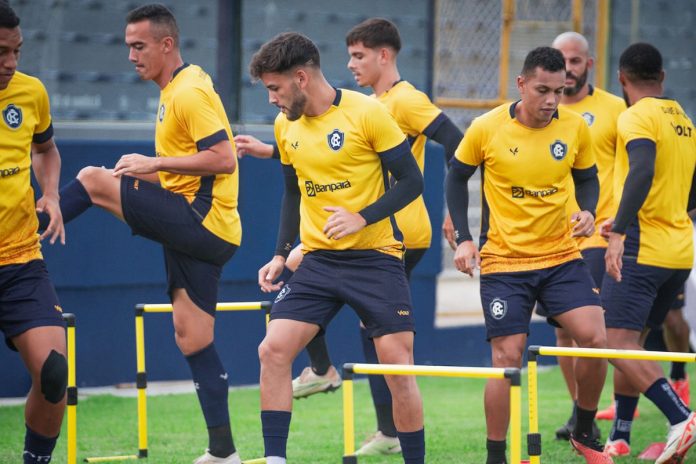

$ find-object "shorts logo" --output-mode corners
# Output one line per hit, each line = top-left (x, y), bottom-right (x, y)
(396, 309), (410, 316)
(327, 129), (344, 151)
(489, 298), (507, 320)
(592, 287), (600, 294)
(3, 104), (22, 129)
(550, 140), (568, 161)
(275, 285), (291, 303)
(582, 112), (595, 127)
(54, 305), (63, 313)
(158, 104), (165, 122)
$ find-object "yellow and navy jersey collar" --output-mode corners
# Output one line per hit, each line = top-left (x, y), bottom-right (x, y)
(508, 100), (560, 120)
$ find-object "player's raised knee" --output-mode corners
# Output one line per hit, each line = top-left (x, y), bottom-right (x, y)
(40, 350), (68, 404)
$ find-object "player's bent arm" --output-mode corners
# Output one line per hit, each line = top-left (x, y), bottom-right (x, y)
(445, 158), (478, 244)
(156, 139), (236, 175)
(571, 164), (599, 218)
(358, 141), (423, 224)
(274, 163), (301, 259)
(611, 140), (656, 234)
(425, 114), (464, 166)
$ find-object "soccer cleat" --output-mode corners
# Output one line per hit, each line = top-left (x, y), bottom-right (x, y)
(604, 438), (631, 457)
(193, 451), (242, 464)
(671, 377), (690, 407)
(292, 365), (342, 399)
(354, 431), (402, 456)
(570, 433), (614, 463)
(596, 401), (640, 421)
(656, 411), (696, 464)
(556, 415), (601, 441)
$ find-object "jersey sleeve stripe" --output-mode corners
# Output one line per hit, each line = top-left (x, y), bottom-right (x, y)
(626, 138), (656, 152)
(32, 122), (54, 144)
(196, 129), (229, 152)
(377, 139), (410, 163)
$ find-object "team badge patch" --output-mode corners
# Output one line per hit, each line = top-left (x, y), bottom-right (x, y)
(581, 111), (595, 127)
(549, 140), (568, 161)
(158, 104), (165, 122)
(327, 129), (344, 151)
(489, 298), (508, 320)
(275, 285), (291, 303)
(3, 103), (22, 129)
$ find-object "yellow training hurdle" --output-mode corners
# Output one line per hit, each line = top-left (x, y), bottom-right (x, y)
(527, 345), (696, 464)
(62, 313), (77, 464)
(82, 301), (270, 464)
(341, 363), (522, 464)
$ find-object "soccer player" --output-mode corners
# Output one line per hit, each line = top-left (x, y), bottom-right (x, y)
(0, 4), (68, 463)
(38, 5), (242, 463)
(600, 42), (696, 463)
(446, 47), (611, 464)
(236, 17), (463, 456)
(250, 32), (425, 464)
(541, 31), (626, 442)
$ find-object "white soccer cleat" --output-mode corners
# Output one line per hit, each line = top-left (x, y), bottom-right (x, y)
(656, 411), (696, 464)
(354, 431), (402, 456)
(292, 365), (342, 399)
(193, 450), (242, 464)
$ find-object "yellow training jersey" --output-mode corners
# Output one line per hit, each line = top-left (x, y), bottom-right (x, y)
(156, 64), (241, 245)
(562, 86), (626, 250)
(0, 72), (53, 266)
(614, 97), (696, 269)
(275, 89), (408, 258)
(378, 80), (443, 249)
(454, 102), (594, 274)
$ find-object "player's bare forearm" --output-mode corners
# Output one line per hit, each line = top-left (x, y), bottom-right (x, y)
(32, 138), (62, 198)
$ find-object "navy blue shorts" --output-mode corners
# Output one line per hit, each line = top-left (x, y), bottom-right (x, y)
(602, 258), (690, 331)
(120, 176), (238, 314)
(536, 247), (605, 325)
(271, 250), (414, 338)
(481, 259), (601, 340)
(0, 260), (65, 350)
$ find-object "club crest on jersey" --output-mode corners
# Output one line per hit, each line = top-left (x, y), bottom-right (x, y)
(2, 104), (22, 129)
(582, 111), (595, 127)
(489, 298), (508, 320)
(327, 129), (344, 151)
(275, 285), (291, 303)
(158, 104), (165, 122)
(549, 140), (568, 161)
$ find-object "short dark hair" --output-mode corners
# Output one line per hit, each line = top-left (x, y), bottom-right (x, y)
(249, 32), (320, 80)
(619, 42), (663, 83)
(126, 3), (179, 46)
(0, 1), (20, 29)
(521, 46), (565, 76)
(345, 17), (401, 52)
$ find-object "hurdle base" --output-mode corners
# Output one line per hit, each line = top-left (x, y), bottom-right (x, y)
(343, 456), (358, 464)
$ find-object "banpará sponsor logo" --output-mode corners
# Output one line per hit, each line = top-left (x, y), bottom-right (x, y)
(305, 179), (352, 197)
(0, 166), (20, 178)
(511, 186), (558, 198)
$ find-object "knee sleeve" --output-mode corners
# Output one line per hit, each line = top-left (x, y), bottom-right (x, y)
(40, 350), (68, 404)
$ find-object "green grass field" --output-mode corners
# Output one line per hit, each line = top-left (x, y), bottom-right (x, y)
(0, 366), (690, 463)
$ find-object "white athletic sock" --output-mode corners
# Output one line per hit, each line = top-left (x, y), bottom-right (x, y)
(265, 457), (286, 464)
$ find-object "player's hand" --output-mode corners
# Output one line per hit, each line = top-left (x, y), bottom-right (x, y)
(258, 255), (286, 293)
(36, 194), (65, 245)
(113, 153), (159, 177)
(233, 134), (274, 159)
(442, 212), (457, 250)
(599, 217), (614, 240)
(453, 240), (480, 277)
(605, 232), (624, 282)
(570, 210), (595, 237)
(322, 206), (367, 240)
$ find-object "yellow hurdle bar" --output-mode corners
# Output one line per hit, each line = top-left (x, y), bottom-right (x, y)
(342, 363), (521, 464)
(63, 313), (77, 464)
(527, 345), (696, 463)
(84, 456), (139, 463)
(241, 459), (267, 464)
(138, 301), (271, 313)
